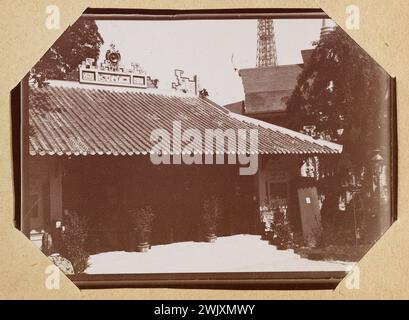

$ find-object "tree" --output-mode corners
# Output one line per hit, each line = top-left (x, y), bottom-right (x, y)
(287, 26), (390, 181)
(30, 19), (104, 87)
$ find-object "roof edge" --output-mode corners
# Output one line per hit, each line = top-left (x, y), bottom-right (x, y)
(239, 63), (304, 74)
(228, 112), (343, 153)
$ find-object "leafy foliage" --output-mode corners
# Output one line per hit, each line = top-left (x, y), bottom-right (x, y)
(268, 205), (299, 249)
(30, 19), (104, 87)
(129, 206), (155, 236)
(60, 211), (90, 274)
(287, 26), (390, 174)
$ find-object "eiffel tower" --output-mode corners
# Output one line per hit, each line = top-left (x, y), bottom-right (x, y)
(256, 19), (278, 67)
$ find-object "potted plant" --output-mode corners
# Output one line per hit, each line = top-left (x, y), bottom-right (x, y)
(202, 196), (221, 242)
(268, 231), (281, 246)
(275, 221), (293, 250)
(268, 205), (296, 250)
(129, 206), (155, 252)
(59, 211), (90, 274)
(260, 202), (274, 241)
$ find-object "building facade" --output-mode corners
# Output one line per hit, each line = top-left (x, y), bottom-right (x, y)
(24, 57), (341, 254)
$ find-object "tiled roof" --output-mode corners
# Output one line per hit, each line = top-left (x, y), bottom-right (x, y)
(28, 82), (341, 156)
(239, 64), (303, 94)
(224, 101), (243, 114)
(301, 49), (313, 66)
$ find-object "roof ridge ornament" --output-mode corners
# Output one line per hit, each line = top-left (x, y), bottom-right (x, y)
(78, 43), (158, 89)
(105, 43), (121, 71)
(171, 69), (198, 95)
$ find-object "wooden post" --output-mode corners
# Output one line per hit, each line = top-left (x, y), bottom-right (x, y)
(21, 74), (30, 237)
(49, 159), (63, 225)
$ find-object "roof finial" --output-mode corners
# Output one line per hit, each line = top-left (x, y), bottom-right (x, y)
(320, 18), (333, 38)
(171, 69), (198, 95)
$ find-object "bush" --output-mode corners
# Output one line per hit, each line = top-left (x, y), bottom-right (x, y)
(202, 196), (221, 235)
(270, 205), (298, 249)
(129, 206), (155, 242)
(60, 211), (90, 274)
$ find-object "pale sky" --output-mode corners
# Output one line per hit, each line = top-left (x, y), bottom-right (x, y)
(96, 19), (335, 105)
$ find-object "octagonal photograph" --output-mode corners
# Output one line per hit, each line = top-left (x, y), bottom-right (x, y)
(14, 9), (396, 288)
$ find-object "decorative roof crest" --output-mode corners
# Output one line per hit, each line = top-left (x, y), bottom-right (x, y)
(78, 44), (157, 89)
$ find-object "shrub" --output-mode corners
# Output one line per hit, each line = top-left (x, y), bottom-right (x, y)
(270, 205), (298, 249)
(60, 211), (90, 274)
(129, 206), (155, 242)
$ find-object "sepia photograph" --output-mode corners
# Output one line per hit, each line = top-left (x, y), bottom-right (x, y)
(17, 10), (395, 287)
